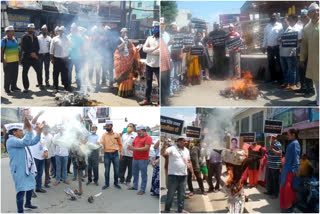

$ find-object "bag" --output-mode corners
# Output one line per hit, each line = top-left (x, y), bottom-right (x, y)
(222, 149), (246, 165)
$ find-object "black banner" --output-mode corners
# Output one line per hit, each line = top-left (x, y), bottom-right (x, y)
(264, 120), (283, 134)
(211, 34), (226, 46)
(226, 36), (242, 50)
(190, 47), (204, 56)
(183, 34), (194, 46)
(281, 32), (298, 48)
(186, 126), (201, 138)
(240, 132), (256, 142)
(172, 34), (184, 50)
(160, 116), (184, 135)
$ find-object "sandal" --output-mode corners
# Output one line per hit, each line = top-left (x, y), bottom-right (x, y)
(137, 191), (145, 195)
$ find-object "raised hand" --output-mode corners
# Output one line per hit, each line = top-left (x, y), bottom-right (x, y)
(24, 116), (32, 132)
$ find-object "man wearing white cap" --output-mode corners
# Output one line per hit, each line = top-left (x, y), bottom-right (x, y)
(86, 124), (101, 186)
(100, 120), (123, 190)
(6, 117), (45, 213)
(50, 26), (72, 93)
(37, 25), (52, 88)
(127, 125), (152, 194)
(21, 23), (44, 93)
(265, 134), (282, 199)
(140, 21), (160, 105)
(1, 25), (20, 94)
(300, 2), (319, 105)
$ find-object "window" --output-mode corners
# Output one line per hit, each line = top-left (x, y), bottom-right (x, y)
(235, 120), (240, 136)
(241, 117), (249, 133)
(252, 111), (264, 133)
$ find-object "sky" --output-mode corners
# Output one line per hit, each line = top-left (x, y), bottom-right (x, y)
(177, 1), (245, 24)
(161, 107), (196, 127)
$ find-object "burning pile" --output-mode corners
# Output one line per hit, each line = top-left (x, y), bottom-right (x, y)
(220, 71), (262, 100)
(55, 92), (99, 106)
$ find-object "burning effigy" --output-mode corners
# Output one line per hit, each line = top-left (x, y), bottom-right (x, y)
(220, 71), (262, 100)
(55, 92), (99, 106)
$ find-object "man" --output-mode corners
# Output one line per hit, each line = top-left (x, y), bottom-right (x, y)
(280, 129), (301, 212)
(265, 134), (282, 199)
(127, 125), (152, 195)
(50, 26), (72, 93)
(208, 149), (222, 192)
(86, 124), (100, 186)
(6, 118), (45, 213)
(248, 141), (263, 187)
(42, 125), (54, 188)
(37, 25), (51, 88)
(29, 126), (49, 193)
(68, 23), (84, 90)
(21, 23), (44, 92)
(141, 21), (160, 105)
(208, 22), (227, 78)
(262, 13), (283, 84)
(161, 135), (195, 213)
(119, 123), (137, 185)
(101, 25), (116, 87)
(100, 120), (122, 190)
(1, 25), (20, 94)
(227, 24), (241, 79)
(53, 126), (70, 186)
(300, 2), (319, 105)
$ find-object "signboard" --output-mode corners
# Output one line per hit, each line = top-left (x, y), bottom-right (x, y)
(190, 47), (204, 56)
(310, 108), (319, 122)
(7, 1), (42, 10)
(219, 14), (250, 25)
(7, 14), (30, 30)
(183, 34), (194, 46)
(274, 110), (292, 127)
(240, 132), (256, 143)
(292, 108), (309, 124)
(186, 126), (201, 138)
(226, 36), (242, 49)
(281, 32), (298, 48)
(172, 34), (184, 50)
(160, 116), (184, 136)
(211, 34), (226, 46)
(191, 18), (207, 30)
(264, 120), (283, 134)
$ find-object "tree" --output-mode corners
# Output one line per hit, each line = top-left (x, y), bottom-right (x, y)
(161, 1), (178, 26)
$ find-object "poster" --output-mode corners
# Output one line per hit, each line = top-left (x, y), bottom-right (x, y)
(172, 34), (184, 50)
(240, 132), (255, 143)
(7, 14), (30, 29)
(228, 136), (240, 150)
(211, 34), (226, 46)
(160, 116), (184, 136)
(190, 47), (204, 56)
(186, 126), (201, 138)
(226, 36), (242, 49)
(264, 120), (283, 134)
(281, 32), (298, 48)
(183, 34), (194, 46)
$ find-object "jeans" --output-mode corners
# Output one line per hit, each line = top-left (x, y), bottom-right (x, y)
(53, 58), (69, 90)
(3, 61), (19, 91)
(68, 59), (82, 88)
(280, 56), (297, 85)
(55, 155), (68, 182)
(73, 165), (84, 178)
(169, 60), (181, 96)
(165, 175), (187, 213)
(88, 149), (99, 183)
(266, 167), (280, 197)
(145, 65), (159, 102)
(119, 155), (133, 183)
(39, 53), (50, 83)
(44, 158), (51, 185)
(132, 159), (149, 192)
(16, 190), (32, 213)
(267, 46), (283, 82)
(50, 156), (56, 176)
(22, 58), (42, 89)
(161, 70), (170, 106)
(104, 151), (120, 186)
(34, 158), (45, 190)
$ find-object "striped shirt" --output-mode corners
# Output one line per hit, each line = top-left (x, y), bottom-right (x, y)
(267, 141), (282, 169)
(1, 37), (19, 63)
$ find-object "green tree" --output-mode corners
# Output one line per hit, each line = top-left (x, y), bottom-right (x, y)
(161, 1), (178, 25)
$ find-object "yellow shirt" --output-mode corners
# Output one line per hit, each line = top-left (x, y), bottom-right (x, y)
(100, 131), (123, 154)
(300, 159), (312, 176)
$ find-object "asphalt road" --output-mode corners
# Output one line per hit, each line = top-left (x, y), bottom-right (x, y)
(1, 157), (159, 213)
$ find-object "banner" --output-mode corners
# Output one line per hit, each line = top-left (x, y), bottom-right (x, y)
(190, 47), (204, 56)
(292, 108), (309, 124)
(7, 14), (30, 29)
(7, 1), (42, 10)
(264, 120), (283, 134)
(186, 126), (201, 138)
(281, 32), (298, 48)
(160, 116), (184, 136)
(226, 36), (242, 49)
(240, 132), (255, 143)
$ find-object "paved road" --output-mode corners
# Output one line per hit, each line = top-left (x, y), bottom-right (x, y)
(168, 80), (316, 107)
(1, 63), (158, 107)
(1, 157), (159, 213)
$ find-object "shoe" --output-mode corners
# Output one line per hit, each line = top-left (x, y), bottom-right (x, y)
(125, 182), (130, 186)
(46, 82), (50, 87)
(137, 191), (145, 195)
(53, 89), (59, 94)
(39, 85), (46, 90)
(120, 181), (124, 184)
(53, 181), (60, 186)
(31, 191), (37, 198)
(68, 171), (72, 174)
(81, 178), (85, 182)
(280, 84), (288, 89)
(139, 100), (151, 106)
(114, 184), (121, 189)
(63, 180), (70, 184)
(202, 191), (207, 195)
(11, 87), (21, 92)
(128, 187), (137, 190)
(304, 92), (315, 98)
(86, 181), (91, 185)
(23, 89), (29, 93)
(24, 204), (38, 210)
(44, 184), (50, 188)
(95, 182), (99, 186)
(72, 177), (77, 181)
(289, 85), (298, 91)
(102, 185), (109, 190)
(36, 188), (47, 193)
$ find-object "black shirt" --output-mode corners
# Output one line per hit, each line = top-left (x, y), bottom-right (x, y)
(21, 33), (40, 60)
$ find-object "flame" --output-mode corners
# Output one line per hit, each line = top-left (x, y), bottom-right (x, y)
(229, 71), (259, 99)
(226, 165), (234, 187)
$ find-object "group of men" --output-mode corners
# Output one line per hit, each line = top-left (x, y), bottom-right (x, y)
(5, 111), (159, 213)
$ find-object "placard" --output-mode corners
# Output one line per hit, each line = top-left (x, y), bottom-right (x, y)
(190, 47), (204, 56)
(281, 32), (298, 48)
(226, 36), (242, 50)
(211, 34), (226, 46)
(186, 126), (201, 138)
(172, 34), (184, 50)
(240, 132), (255, 143)
(160, 116), (184, 136)
(183, 34), (194, 46)
(264, 120), (283, 134)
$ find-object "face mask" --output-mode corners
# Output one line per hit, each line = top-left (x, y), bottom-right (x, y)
(106, 128), (112, 132)
(91, 131), (96, 134)
(152, 27), (159, 34)
(28, 31), (34, 35)
(270, 17), (276, 23)
(138, 133), (144, 137)
(127, 127), (133, 132)
(43, 32), (47, 36)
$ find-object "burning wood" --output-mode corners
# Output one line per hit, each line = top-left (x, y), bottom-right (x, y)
(220, 71), (262, 100)
(55, 92), (99, 106)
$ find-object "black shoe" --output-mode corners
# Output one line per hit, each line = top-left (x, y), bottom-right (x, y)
(95, 182), (99, 186)
(23, 89), (30, 93)
(68, 171), (72, 174)
(40, 85), (45, 90)
(72, 177), (77, 181)
(36, 188), (47, 193)
(11, 87), (21, 92)
(32, 191), (37, 198)
(36, 84), (40, 87)
(44, 184), (50, 188)
(24, 204), (38, 210)
(86, 181), (92, 185)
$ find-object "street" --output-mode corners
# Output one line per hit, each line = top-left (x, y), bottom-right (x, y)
(1, 156), (159, 213)
(168, 79), (316, 106)
(1, 63), (157, 107)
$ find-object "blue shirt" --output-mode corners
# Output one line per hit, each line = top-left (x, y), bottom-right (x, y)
(67, 34), (83, 59)
(267, 141), (282, 169)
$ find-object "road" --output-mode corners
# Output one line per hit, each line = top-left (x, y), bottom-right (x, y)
(1, 63), (158, 107)
(168, 79), (316, 107)
(1, 157), (159, 213)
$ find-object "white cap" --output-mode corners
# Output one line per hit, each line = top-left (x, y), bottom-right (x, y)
(54, 26), (59, 31)
(105, 120), (113, 125)
(91, 25), (98, 33)
(92, 124), (98, 128)
(229, 23), (234, 28)
(5, 25), (14, 32)
(104, 25), (111, 31)
(71, 23), (77, 28)
(160, 17), (165, 24)
(120, 28), (127, 33)
(152, 21), (160, 27)
(59, 26), (66, 32)
(136, 125), (146, 131)
(41, 24), (47, 29)
(27, 23), (35, 28)
(177, 134), (187, 140)
(5, 123), (24, 132)
(308, 2), (319, 12)
(170, 22), (177, 26)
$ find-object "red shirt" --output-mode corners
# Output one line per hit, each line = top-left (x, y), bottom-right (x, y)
(132, 133), (153, 160)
